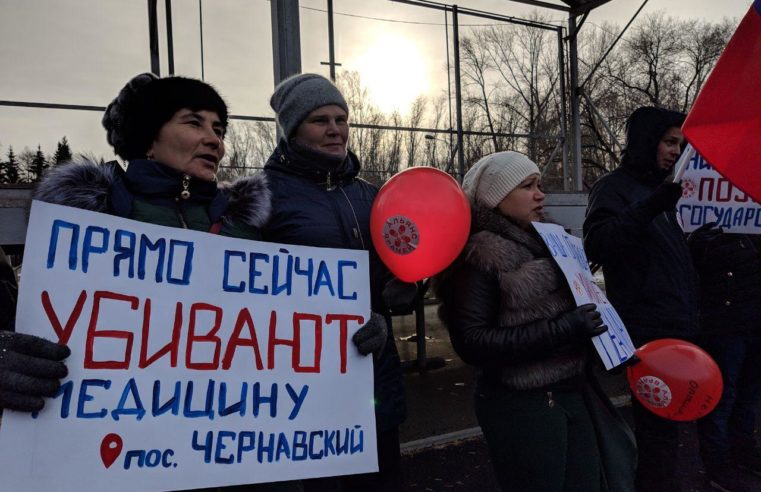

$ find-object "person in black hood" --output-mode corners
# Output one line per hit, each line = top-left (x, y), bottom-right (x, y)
(263, 73), (416, 491)
(583, 106), (699, 492)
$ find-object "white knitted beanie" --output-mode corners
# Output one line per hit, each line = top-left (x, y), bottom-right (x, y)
(461, 151), (540, 208)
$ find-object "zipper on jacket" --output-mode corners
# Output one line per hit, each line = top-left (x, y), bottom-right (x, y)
(174, 174), (190, 229)
(338, 185), (365, 248)
(546, 391), (555, 408)
(174, 199), (189, 229)
(180, 174), (191, 199)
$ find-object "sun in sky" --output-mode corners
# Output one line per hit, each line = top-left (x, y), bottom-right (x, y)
(352, 34), (429, 115)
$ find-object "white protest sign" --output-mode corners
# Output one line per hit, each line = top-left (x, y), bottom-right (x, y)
(0, 201), (377, 492)
(676, 144), (761, 233)
(532, 222), (636, 370)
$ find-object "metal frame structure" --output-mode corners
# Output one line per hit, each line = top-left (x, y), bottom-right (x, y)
(0, 0), (648, 245)
(390, 0), (567, 184)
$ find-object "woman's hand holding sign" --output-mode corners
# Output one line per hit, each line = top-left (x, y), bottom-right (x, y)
(0, 330), (70, 412)
(352, 313), (388, 357)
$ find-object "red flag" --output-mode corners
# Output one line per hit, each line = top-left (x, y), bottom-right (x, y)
(682, 0), (761, 202)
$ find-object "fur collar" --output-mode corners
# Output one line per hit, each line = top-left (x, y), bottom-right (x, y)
(34, 158), (116, 213)
(34, 159), (271, 229)
(456, 204), (574, 328)
(463, 205), (551, 279)
(471, 204), (547, 256)
(218, 174), (271, 229)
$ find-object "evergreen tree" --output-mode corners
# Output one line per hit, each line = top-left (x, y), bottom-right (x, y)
(31, 145), (49, 182)
(0, 147), (20, 183)
(17, 148), (35, 183)
(53, 137), (73, 165)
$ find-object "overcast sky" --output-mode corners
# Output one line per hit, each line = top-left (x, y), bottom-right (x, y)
(0, 0), (752, 161)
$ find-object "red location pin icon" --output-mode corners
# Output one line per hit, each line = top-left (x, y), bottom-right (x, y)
(100, 433), (123, 469)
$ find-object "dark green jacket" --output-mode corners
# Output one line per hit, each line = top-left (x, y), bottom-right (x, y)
(34, 159), (271, 239)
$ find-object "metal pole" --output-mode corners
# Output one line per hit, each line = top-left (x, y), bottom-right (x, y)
(147, 0), (160, 75)
(327, 0), (336, 81)
(444, 9), (454, 163)
(271, 0), (302, 141)
(452, 5), (465, 184)
(581, 90), (622, 151)
(271, 0), (302, 85)
(580, 0), (648, 90)
(199, 0), (205, 80)
(569, 14), (582, 191)
(165, 0), (175, 75)
(557, 27), (569, 191)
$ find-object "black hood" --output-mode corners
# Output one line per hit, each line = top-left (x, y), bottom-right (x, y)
(620, 106), (685, 184)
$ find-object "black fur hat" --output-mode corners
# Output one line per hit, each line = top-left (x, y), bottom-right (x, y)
(101, 73), (228, 161)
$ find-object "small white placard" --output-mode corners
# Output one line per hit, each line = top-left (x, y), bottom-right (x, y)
(533, 222), (636, 370)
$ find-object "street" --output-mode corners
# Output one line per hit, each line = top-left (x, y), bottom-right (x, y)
(394, 305), (761, 491)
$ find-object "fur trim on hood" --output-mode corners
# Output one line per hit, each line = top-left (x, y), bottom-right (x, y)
(34, 158), (116, 212)
(219, 174), (272, 229)
(35, 159), (272, 229)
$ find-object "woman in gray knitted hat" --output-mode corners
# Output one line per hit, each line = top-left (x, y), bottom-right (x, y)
(263, 73), (416, 491)
(434, 151), (635, 491)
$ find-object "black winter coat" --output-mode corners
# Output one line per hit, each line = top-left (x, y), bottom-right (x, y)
(434, 206), (588, 390)
(584, 167), (699, 346)
(262, 141), (405, 431)
(691, 233), (761, 337)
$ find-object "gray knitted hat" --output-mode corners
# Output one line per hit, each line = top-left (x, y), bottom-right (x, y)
(462, 151), (541, 208)
(269, 73), (349, 139)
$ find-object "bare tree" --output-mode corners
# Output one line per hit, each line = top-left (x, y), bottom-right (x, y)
(481, 17), (561, 161)
(606, 12), (683, 108)
(676, 18), (733, 111)
(460, 33), (499, 153)
(405, 96), (427, 168)
(218, 120), (275, 181)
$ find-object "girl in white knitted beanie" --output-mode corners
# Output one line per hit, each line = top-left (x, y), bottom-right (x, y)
(435, 151), (635, 491)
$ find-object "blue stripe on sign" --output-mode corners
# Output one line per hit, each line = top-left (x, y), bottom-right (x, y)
(756, 0), (761, 16)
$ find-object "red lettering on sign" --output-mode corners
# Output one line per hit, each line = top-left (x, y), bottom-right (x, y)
(222, 308), (264, 370)
(326, 314), (364, 374)
(85, 291), (138, 369)
(139, 300), (182, 368)
(185, 303), (222, 370)
(41, 289), (87, 345)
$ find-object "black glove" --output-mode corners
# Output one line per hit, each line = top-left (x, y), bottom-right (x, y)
(642, 182), (683, 217)
(352, 312), (388, 356)
(382, 278), (419, 314)
(687, 221), (722, 246)
(554, 303), (608, 339)
(0, 331), (71, 412)
(0, 248), (18, 331)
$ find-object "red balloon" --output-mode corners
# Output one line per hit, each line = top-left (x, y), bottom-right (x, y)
(627, 338), (723, 421)
(371, 167), (471, 282)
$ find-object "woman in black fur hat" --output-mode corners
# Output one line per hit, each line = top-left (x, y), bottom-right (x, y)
(1, 73), (271, 414)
